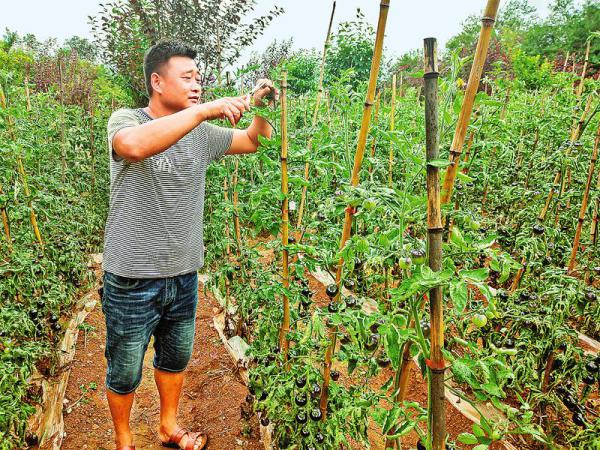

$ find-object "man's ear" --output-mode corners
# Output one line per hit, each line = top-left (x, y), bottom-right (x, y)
(151, 72), (163, 95)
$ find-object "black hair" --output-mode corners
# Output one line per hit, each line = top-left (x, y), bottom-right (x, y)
(143, 40), (197, 96)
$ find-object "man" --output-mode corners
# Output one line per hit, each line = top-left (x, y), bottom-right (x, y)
(101, 40), (277, 450)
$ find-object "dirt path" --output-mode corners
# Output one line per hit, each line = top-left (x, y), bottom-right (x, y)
(61, 276), (262, 450)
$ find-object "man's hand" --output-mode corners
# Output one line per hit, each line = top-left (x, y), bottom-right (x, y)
(201, 96), (251, 127)
(252, 79), (279, 107)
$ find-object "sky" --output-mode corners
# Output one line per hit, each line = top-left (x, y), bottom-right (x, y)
(1, 0), (568, 66)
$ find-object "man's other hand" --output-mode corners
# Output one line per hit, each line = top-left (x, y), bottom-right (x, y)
(202, 96), (251, 127)
(253, 79), (279, 107)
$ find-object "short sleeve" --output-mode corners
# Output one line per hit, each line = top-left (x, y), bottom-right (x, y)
(107, 109), (141, 162)
(202, 122), (234, 163)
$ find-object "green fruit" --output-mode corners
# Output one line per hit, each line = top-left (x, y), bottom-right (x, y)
(398, 257), (412, 270)
(411, 249), (426, 264)
(472, 314), (488, 328)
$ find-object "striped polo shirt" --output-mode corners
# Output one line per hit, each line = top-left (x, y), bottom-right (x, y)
(102, 108), (233, 278)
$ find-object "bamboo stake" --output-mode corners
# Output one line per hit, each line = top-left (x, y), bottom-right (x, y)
(233, 159), (242, 255)
(539, 96), (593, 222)
(385, 339), (414, 449)
(591, 169), (600, 245)
(399, 71), (404, 98)
(0, 182), (12, 253)
(24, 73), (31, 112)
(279, 71), (291, 357)
(58, 56), (67, 184)
(89, 93), (96, 187)
(0, 87), (44, 252)
(563, 51), (570, 71)
(576, 41), (591, 99)
(423, 37), (445, 450)
(320, 0), (390, 419)
(295, 0), (337, 239)
(388, 74), (397, 187)
(567, 116), (600, 273)
(441, 0), (501, 205)
(223, 168), (231, 255)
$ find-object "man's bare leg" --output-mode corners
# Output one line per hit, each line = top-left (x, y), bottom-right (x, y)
(156, 368), (198, 448)
(107, 390), (135, 447)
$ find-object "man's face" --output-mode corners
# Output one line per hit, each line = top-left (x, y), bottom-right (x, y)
(153, 56), (201, 110)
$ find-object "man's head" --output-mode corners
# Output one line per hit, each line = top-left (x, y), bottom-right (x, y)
(143, 40), (201, 110)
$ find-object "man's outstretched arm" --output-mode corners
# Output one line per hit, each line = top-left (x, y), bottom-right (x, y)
(112, 96), (250, 162)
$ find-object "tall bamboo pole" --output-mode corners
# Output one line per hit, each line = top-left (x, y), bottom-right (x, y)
(563, 51), (570, 71)
(0, 182), (12, 253)
(233, 159), (242, 255)
(89, 93), (96, 187)
(279, 71), (291, 357)
(591, 169), (600, 245)
(223, 169), (231, 255)
(24, 73), (31, 112)
(388, 74), (397, 187)
(58, 56), (67, 184)
(295, 1), (337, 238)
(319, 0), (390, 419)
(423, 37), (445, 450)
(567, 116), (600, 273)
(575, 41), (591, 99)
(441, 0), (501, 205)
(385, 340), (414, 449)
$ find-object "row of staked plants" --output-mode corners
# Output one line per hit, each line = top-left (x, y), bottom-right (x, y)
(202, 10), (600, 450)
(0, 46), (130, 448)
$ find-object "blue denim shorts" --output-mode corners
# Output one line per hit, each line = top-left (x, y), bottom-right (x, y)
(101, 270), (198, 394)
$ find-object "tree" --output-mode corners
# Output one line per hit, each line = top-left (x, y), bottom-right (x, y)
(245, 38), (295, 81)
(90, 0), (284, 105)
(64, 36), (98, 63)
(324, 9), (382, 90)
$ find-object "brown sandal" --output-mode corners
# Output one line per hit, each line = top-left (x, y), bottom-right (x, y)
(162, 427), (208, 450)
(117, 447), (135, 450)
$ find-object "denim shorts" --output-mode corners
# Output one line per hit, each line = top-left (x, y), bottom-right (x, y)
(101, 270), (198, 394)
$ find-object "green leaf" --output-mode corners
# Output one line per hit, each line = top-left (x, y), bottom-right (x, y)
(473, 445), (490, 450)
(472, 423), (486, 438)
(427, 158), (453, 168)
(460, 268), (489, 282)
(457, 433), (479, 445)
(450, 279), (468, 313)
